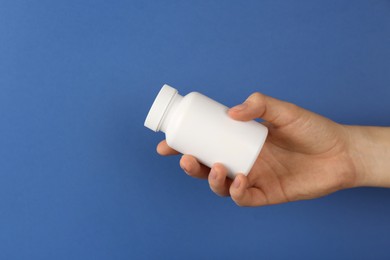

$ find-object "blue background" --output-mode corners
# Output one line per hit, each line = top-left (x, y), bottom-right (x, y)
(1, 0), (389, 259)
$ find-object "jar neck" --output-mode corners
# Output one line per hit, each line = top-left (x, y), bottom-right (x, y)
(160, 93), (183, 133)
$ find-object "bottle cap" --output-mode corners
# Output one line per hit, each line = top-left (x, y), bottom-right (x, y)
(144, 84), (178, 132)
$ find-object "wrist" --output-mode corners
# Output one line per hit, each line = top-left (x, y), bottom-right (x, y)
(345, 125), (390, 188)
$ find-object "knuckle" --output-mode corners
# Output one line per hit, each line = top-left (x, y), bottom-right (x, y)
(185, 170), (196, 177)
(249, 92), (266, 103)
(231, 192), (246, 206)
(189, 169), (204, 178)
(209, 181), (230, 197)
(209, 172), (231, 197)
(216, 191), (229, 197)
(233, 198), (247, 207)
(250, 91), (263, 99)
(246, 92), (267, 117)
(209, 183), (221, 195)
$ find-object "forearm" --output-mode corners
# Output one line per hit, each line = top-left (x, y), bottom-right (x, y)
(346, 126), (390, 187)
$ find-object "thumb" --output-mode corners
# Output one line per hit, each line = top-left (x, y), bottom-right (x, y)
(228, 92), (305, 128)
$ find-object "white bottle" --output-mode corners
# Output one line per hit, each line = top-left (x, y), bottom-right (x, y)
(144, 84), (268, 179)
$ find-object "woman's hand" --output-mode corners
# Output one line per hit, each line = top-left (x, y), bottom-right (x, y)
(156, 92), (390, 206)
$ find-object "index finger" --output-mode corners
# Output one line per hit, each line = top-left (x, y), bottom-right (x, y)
(228, 92), (305, 128)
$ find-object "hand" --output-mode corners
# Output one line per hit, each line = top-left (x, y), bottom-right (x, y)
(156, 92), (388, 206)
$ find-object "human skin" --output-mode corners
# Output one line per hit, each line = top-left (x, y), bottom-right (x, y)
(156, 92), (390, 207)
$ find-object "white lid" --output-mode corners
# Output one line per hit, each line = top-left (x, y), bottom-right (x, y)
(144, 84), (178, 132)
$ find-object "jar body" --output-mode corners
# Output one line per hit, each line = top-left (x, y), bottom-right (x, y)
(165, 92), (268, 178)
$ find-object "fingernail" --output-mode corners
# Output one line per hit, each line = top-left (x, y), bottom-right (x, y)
(209, 168), (218, 180)
(233, 177), (241, 189)
(181, 163), (189, 174)
(180, 155), (189, 173)
(230, 103), (247, 112)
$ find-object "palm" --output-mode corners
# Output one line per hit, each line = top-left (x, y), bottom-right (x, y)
(247, 120), (355, 204)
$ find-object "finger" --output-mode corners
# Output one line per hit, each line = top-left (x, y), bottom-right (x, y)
(228, 92), (306, 128)
(156, 140), (180, 156)
(230, 174), (269, 207)
(180, 154), (210, 179)
(208, 163), (232, 197)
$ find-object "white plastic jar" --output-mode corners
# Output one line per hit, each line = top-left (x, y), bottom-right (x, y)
(144, 84), (268, 178)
